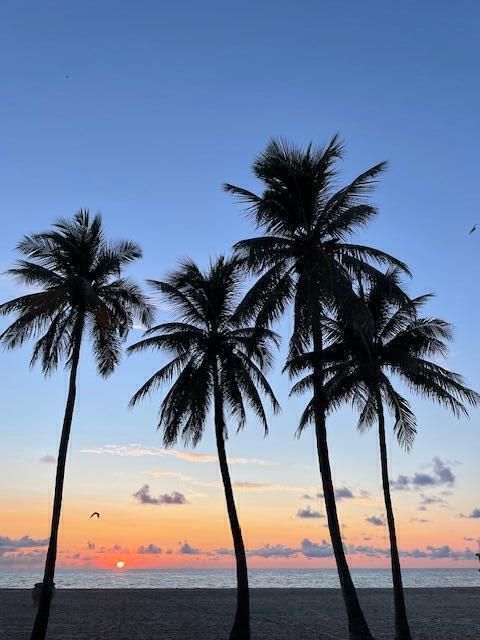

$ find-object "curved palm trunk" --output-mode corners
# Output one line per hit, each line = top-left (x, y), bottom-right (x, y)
(376, 393), (412, 640)
(30, 322), (83, 640)
(312, 324), (374, 640)
(213, 369), (250, 640)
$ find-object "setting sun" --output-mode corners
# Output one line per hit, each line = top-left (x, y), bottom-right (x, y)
(116, 561), (125, 569)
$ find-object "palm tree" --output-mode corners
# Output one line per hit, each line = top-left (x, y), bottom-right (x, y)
(0, 211), (153, 640)
(225, 136), (410, 640)
(128, 256), (280, 640)
(311, 270), (480, 640)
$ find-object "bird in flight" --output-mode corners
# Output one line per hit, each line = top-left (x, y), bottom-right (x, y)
(469, 224), (477, 235)
(89, 512), (100, 519)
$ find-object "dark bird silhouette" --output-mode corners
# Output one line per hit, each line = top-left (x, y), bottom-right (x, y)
(469, 224), (477, 234)
(65, 74), (70, 79)
(89, 512), (100, 519)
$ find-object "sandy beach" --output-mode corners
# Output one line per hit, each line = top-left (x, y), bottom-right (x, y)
(1, 588), (478, 639)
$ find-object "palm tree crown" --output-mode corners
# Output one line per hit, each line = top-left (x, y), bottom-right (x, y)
(225, 136), (409, 357)
(0, 210), (153, 374)
(312, 270), (480, 446)
(128, 255), (280, 445)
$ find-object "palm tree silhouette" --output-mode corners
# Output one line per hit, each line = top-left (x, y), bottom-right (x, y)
(314, 269), (480, 640)
(128, 256), (280, 640)
(0, 211), (153, 640)
(225, 136), (410, 640)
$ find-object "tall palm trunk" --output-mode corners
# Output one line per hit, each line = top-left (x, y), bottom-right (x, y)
(312, 321), (374, 640)
(31, 320), (84, 640)
(213, 367), (250, 640)
(376, 392), (412, 640)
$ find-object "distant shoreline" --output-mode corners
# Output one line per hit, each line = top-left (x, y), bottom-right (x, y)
(2, 588), (479, 639)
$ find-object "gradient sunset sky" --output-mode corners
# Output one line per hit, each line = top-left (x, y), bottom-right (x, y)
(1, 1), (479, 571)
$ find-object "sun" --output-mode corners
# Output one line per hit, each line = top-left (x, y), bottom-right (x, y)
(116, 561), (125, 569)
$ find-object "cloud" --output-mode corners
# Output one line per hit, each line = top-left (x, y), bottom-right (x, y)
(432, 457), (455, 484)
(150, 473), (312, 495)
(96, 544), (129, 555)
(301, 538), (334, 558)
(410, 518), (429, 524)
(148, 471), (193, 481)
(0, 535), (49, 550)
(317, 487), (360, 501)
(138, 544), (162, 555)
(391, 458), (456, 491)
(390, 475), (410, 490)
(302, 494), (314, 500)
(460, 508), (480, 518)
(418, 494), (447, 509)
(133, 485), (187, 505)
(82, 444), (277, 466)
(297, 506), (324, 519)
(348, 545), (390, 558)
(412, 472), (436, 486)
(0, 549), (47, 566)
(248, 544), (299, 558)
(424, 545), (474, 560)
(233, 482), (271, 490)
(230, 481), (316, 494)
(366, 516), (385, 527)
(39, 455), (56, 464)
(179, 541), (201, 555)
(335, 487), (354, 500)
(214, 547), (234, 556)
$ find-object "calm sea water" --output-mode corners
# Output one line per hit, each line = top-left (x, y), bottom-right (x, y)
(1, 568), (479, 589)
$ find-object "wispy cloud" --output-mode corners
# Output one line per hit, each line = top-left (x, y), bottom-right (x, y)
(233, 481), (271, 490)
(418, 493), (448, 510)
(39, 455), (56, 464)
(233, 481), (312, 494)
(82, 444), (278, 466)
(366, 515), (385, 527)
(133, 485), (187, 505)
(410, 517), (429, 524)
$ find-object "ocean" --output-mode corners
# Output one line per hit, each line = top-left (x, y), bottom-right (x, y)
(1, 568), (479, 589)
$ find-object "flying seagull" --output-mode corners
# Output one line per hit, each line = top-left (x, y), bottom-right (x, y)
(469, 224), (477, 235)
(89, 512), (100, 519)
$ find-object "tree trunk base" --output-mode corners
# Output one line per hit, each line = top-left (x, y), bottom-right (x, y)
(229, 619), (250, 640)
(348, 630), (375, 640)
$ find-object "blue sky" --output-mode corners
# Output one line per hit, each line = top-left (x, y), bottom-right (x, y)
(0, 1), (479, 567)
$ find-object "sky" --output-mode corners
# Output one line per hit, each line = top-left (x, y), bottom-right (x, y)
(0, 1), (479, 572)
